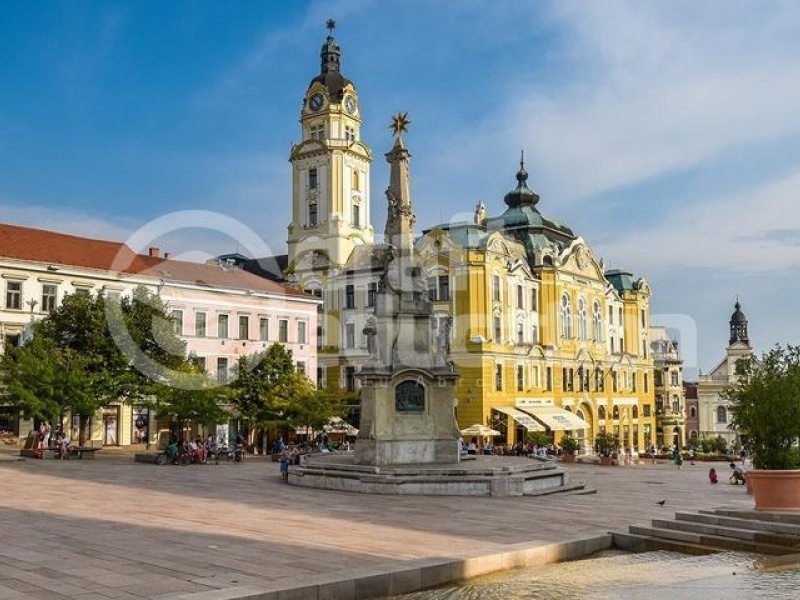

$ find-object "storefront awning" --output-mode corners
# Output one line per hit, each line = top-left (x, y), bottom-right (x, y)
(493, 406), (546, 432)
(518, 405), (588, 431)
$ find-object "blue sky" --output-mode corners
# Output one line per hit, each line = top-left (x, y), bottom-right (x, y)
(2, 0), (800, 373)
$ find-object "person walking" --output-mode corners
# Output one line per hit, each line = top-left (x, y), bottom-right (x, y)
(673, 446), (683, 470)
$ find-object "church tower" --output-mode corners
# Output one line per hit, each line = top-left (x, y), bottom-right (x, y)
(287, 21), (373, 288)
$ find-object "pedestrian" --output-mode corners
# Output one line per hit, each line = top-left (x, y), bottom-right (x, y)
(673, 446), (683, 470)
(729, 462), (746, 485)
(689, 448), (696, 465)
(708, 467), (718, 484)
(650, 444), (657, 464)
(279, 452), (290, 481)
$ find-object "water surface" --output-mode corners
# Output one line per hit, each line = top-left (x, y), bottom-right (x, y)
(392, 550), (800, 599)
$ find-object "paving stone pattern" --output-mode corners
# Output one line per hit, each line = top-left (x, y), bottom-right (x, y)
(0, 455), (754, 599)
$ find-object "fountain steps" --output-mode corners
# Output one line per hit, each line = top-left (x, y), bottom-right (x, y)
(613, 509), (800, 556)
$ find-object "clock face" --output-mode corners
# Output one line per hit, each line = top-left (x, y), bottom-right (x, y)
(309, 93), (324, 112)
(344, 95), (357, 115)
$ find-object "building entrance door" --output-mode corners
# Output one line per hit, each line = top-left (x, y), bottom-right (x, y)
(102, 406), (119, 446)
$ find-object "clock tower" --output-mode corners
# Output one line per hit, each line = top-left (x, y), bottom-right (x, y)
(287, 21), (373, 289)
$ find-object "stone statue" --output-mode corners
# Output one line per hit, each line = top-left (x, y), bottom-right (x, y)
(363, 317), (378, 361)
(437, 316), (452, 358)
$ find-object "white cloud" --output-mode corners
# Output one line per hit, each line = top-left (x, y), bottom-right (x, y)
(595, 168), (800, 274)
(500, 1), (800, 202)
(0, 203), (133, 242)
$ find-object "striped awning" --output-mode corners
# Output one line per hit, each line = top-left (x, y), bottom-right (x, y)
(493, 406), (546, 432)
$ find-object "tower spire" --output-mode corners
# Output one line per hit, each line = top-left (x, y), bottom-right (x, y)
(729, 298), (749, 346)
(384, 112), (415, 251)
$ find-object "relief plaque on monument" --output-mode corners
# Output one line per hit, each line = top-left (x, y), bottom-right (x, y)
(395, 380), (425, 413)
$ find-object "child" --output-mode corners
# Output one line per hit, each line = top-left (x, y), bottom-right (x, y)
(279, 452), (290, 481)
(709, 468), (718, 484)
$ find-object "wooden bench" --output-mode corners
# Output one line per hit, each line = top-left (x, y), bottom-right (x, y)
(70, 447), (101, 460)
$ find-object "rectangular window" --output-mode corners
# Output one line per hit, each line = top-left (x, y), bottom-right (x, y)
(345, 284), (355, 309)
(608, 306), (614, 325)
(493, 315), (502, 342)
(632, 372), (638, 393)
(296, 361), (306, 376)
(517, 365), (524, 392)
(644, 373), (649, 393)
(439, 275), (449, 302)
(259, 317), (269, 341)
(345, 366), (356, 392)
(195, 356), (207, 372)
(310, 124), (324, 140)
(492, 275), (501, 302)
(596, 368), (605, 392)
(618, 307), (623, 324)
(298, 321), (307, 344)
(5, 281), (21, 309)
(531, 289), (538, 312)
(217, 314), (229, 339)
(546, 367), (553, 391)
(308, 168), (318, 189)
(309, 202), (318, 226)
(643, 404), (652, 417)
(517, 322), (524, 344)
(345, 126), (355, 142)
(495, 364), (503, 391)
(171, 310), (184, 335)
(279, 319), (288, 343)
(74, 287), (91, 296)
(345, 323), (355, 349)
(367, 282), (377, 307)
(531, 365), (540, 388)
(352, 204), (360, 227)
(195, 313), (206, 337)
(316, 366), (324, 387)
(671, 371), (679, 386)
(612, 371), (618, 393)
(41, 284), (57, 313)
(531, 324), (538, 344)
(216, 357), (228, 383)
(238, 315), (249, 340)
(517, 285), (524, 309)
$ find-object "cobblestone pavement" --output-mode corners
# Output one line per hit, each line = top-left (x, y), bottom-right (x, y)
(0, 455), (753, 599)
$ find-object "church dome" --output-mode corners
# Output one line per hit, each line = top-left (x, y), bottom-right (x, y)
(308, 30), (353, 102)
(504, 156), (540, 207)
(730, 300), (747, 324)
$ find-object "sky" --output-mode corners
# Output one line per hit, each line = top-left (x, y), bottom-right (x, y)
(2, 0), (800, 375)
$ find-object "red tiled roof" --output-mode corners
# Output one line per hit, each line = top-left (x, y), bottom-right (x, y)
(0, 223), (309, 298)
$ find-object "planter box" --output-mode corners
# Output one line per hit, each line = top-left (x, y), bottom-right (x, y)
(600, 456), (614, 466)
(561, 453), (576, 463)
(747, 469), (800, 511)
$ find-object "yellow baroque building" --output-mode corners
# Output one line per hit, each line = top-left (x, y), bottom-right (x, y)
(249, 27), (656, 454)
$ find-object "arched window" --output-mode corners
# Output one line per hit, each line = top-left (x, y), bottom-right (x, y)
(612, 405), (620, 419)
(716, 406), (727, 423)
(352, 203), (361, 228)
(632, 405), (638, 419)
(592, 301), (603, 342)
(560, 294), (572, 338)
(577, 296), (588, 341)
(672, 396), (680, 414)
(308, 200), (318, 227)
(598, 406), (606, 419)
(352, 170), (360, 191)
(690, 406), (697, 418)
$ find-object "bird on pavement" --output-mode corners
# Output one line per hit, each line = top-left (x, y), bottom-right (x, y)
(656, 500), (667, 506)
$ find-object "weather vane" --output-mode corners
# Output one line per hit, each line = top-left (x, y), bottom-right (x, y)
(390, 112), (411, 138)
(326, 19), (336, 35)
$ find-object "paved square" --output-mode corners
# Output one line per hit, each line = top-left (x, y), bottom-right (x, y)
(0, 455), (753, 599)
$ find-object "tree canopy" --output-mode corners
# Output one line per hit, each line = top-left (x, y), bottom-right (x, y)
(728, 344), (800, 470)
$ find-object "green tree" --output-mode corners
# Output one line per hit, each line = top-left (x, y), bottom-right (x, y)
(286, 381), (344, 439)
(230, 344), (306, 426)
(728, 345), (800, 469)
(0, 287), (202, 444)
(150, 368), (227, 441)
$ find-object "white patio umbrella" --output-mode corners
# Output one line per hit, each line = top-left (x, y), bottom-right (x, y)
(460, 424), (501, 437)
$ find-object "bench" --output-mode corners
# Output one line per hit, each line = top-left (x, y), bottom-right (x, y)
(70, 447), (101, 460)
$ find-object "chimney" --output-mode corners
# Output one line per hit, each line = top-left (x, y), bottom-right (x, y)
(148, 247), (160, 258)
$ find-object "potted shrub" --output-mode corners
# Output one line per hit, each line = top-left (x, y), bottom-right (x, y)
(559, 431), (579, 462)
(594, 431), (619, 466)
(728, 344), (800, 510)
